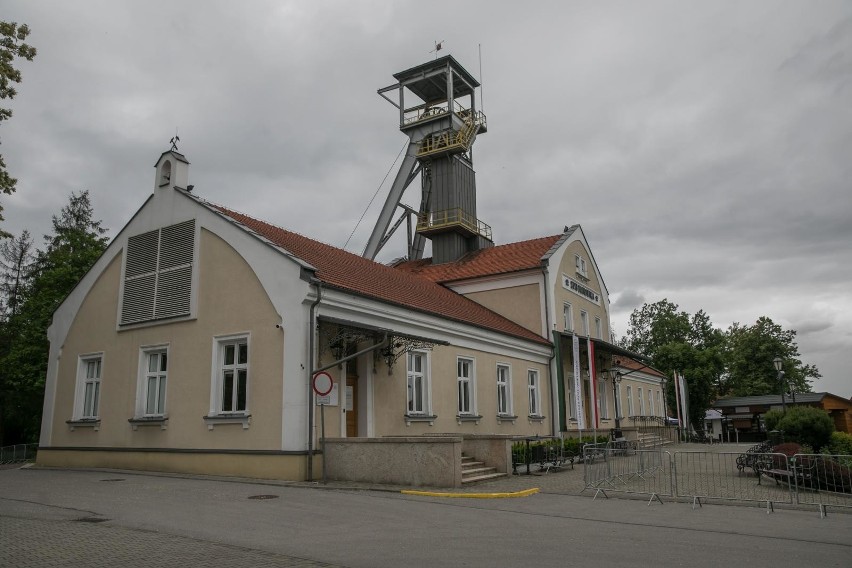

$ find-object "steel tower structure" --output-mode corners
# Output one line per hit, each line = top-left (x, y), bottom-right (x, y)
(363, 55), (492, 264)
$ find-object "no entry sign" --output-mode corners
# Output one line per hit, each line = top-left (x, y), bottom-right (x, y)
(312, 371), (333, 397)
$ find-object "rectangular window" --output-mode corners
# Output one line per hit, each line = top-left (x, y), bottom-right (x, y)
(142, 349), (168, 416)
(496, 364), (511, 416)
(595, 317), (602, 339)
(121, 220), (195, 325)
(215, 337), (248, 413)
(626, 385), (633, 417)
(648, 389), (654, 417)
(457, 357), (475, 415)
(580, 310), (589, 336)
(78, 355), (103, 419)
(638, 387), (644, 416)
(563, 303), (573, 332)
(575, 254), (588, 277)
(597, 378), (608, 418)
(658, 390), (664, 417)
(528, 369), (541, 416)
(407, 351), (430, 415)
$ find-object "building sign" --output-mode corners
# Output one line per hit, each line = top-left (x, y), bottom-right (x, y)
(317, 384), (339, 406)
(562, 274), (601, 305)
(572, 334), (586, 429)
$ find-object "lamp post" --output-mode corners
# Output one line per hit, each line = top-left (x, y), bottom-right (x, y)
(773, 357), (786, 413)
(604, 369), (623, 437)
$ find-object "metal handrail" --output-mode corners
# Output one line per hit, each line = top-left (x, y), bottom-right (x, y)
(415, 111), (486, 158)
(416, 208), (492, 240)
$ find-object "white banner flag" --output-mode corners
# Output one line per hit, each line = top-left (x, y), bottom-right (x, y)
(572, 334), (586, 429)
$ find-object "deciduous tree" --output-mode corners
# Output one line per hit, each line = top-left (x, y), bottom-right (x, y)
(0, 21), (37, 237)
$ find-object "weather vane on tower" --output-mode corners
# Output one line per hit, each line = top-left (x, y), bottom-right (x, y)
(170, 128), (180, 152)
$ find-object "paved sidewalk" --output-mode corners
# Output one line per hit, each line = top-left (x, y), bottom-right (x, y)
(1, 516), (342, 568)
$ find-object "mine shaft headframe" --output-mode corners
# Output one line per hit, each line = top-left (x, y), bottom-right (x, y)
(377, 54), (487, 136)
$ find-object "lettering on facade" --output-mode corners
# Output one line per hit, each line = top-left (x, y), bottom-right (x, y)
(562, 274), (601, 305)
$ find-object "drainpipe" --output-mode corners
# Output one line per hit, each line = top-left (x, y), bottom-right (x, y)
(542, 261), (559, 437)
(307, 279), (322, 482)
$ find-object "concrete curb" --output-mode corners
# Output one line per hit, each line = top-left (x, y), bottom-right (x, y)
(400, 487), (540, 499)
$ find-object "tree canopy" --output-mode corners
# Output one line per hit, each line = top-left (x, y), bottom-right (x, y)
(724, 316), (819, 397)
(0, 190), (107, 444)
(622, 299), (726, 431)
(621, 299), (818, 432)
(0, 21), (37, 237)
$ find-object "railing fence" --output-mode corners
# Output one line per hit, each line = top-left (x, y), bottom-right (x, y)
(0, 443), (38, 464)
(585, 448), (852, 516)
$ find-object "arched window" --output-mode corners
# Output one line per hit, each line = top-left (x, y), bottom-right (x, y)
(160, 160), (172, 186)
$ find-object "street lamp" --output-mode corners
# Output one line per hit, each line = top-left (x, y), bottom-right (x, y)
(603, 369), (623, 436)
(773, 357), (786, 413)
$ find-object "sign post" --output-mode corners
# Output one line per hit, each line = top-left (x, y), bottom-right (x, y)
(312, 372), (334, 484)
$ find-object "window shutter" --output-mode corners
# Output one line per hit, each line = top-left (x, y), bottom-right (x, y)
(121, 220), (195, 325)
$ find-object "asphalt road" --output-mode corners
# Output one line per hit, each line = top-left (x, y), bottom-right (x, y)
(1, 467), (850, 567)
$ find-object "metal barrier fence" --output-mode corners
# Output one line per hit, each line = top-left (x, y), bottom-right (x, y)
(584, 446), (672, 504)
(0, 443), (38, 464)
(585, 449), (852, 515)
(791, 454), (852, 515)
(674, 451), (793, 510)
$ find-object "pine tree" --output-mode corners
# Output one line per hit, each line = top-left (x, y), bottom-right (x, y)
(0, 191), (107, 444)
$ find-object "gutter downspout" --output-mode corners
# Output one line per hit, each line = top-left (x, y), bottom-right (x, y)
(307, 279), (322, 482)
(541, 261), (558, 436)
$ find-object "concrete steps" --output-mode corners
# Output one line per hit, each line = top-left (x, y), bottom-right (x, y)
(461, 454), (507, 484)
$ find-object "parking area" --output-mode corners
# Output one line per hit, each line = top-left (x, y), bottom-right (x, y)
(1, 443), (850, 567)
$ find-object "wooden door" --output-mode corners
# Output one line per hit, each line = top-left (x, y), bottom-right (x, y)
(346, 374), (358, 437)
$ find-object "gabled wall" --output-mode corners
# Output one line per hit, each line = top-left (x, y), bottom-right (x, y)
(46, 229), (284, 451)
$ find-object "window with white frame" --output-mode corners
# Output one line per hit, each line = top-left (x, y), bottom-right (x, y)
(496, 364), (511, 416)
(563, 302), (573, 332)
(597, 378), (608, 418)
(616, 384), (623, 418)
(595, 317), (602, 339)
(638, 387), (644, 416)
(214, 336), (249, 413)
(139, 348), (168, 416)
(575, 254), (588, 277)
(658, 390), (664, 416)
(76, 355), (103, 419)
(648, 389), (654, 417)
(457, 357), (475, 415)
(580, 310), (589, 336)
(407, 351), (430, 415)
(626, 385), (633, 416)
(528, 369), (541, 416)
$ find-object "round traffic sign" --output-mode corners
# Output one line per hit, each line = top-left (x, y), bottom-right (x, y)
(312, 371), (333, 396)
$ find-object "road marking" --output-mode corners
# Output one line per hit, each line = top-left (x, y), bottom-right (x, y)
(400, 488), (540, 499)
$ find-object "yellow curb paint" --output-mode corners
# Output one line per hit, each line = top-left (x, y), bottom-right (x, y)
(400, 488), (540, 499)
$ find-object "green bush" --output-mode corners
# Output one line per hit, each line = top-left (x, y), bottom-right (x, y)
(775, 407), (835, 451)
(763, 409), (784, 432)
(827, 431), (852, 457)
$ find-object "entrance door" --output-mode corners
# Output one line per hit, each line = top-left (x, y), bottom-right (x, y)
(346, 374), (358, 437)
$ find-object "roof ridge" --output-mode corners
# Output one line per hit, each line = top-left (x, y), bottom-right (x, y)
(204, 202), (550, 346)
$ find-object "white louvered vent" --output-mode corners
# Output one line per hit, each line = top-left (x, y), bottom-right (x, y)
(121, 220), (196, 325)
(155, 265), (192, 319)
(159, 220), (194, 269)
(125, 230), (158, 277)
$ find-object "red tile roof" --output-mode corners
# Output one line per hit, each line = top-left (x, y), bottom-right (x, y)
(394, 234), (562, 283)
(208, 204), (550, 346)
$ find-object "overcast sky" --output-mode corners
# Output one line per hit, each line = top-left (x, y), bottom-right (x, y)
(3, 1), (851, 397)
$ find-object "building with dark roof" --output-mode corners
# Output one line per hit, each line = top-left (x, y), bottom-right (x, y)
(713, 393), (852, 434)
